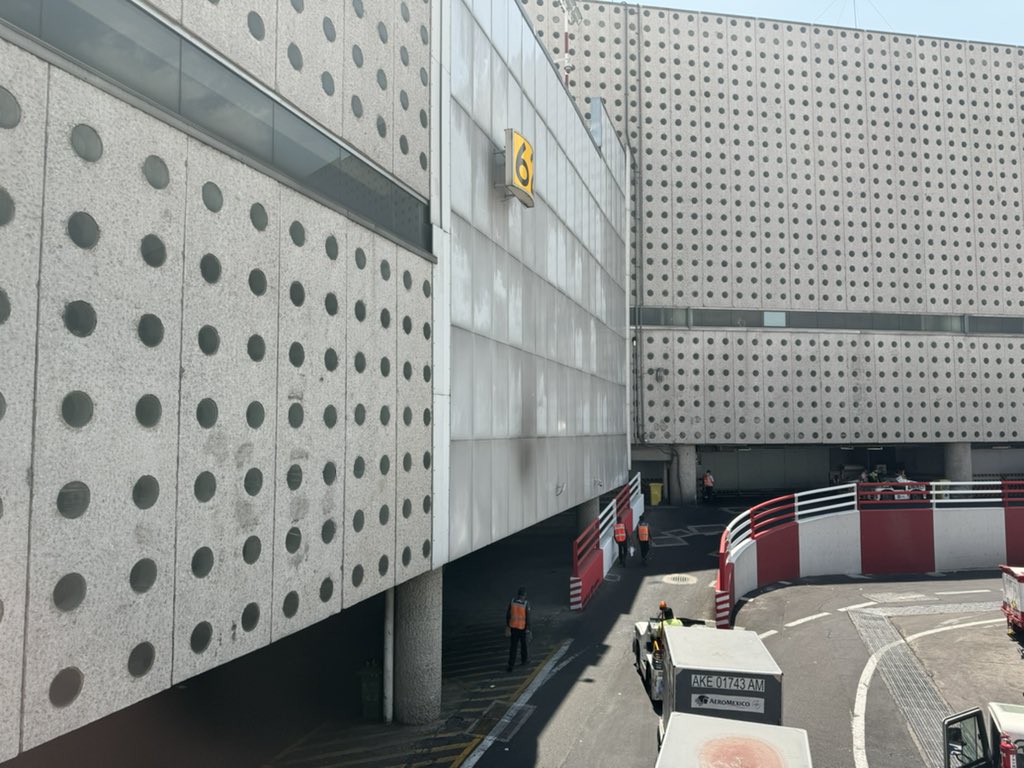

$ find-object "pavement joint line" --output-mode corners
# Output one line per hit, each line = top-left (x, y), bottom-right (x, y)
(838, 601), (877, 612)
(757, 629), (778, 639)
(459, 639), (572, 768)
(783, 612), (830, 627)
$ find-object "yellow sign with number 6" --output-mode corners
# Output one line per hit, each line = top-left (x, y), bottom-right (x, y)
(504, 128), (535, 208)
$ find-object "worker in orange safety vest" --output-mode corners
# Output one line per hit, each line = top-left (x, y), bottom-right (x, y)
(613, 520), (628, 566)
(636, 516), (651, 564)
(506, 586), (530, 672)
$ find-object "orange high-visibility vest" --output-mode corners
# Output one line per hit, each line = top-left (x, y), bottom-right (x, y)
(613, 523), (627, 542)
(508, 599), (527, 630)
(638, 523), (649, 542)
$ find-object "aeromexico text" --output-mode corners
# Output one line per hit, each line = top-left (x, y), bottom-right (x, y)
(690, 674), (766, 693)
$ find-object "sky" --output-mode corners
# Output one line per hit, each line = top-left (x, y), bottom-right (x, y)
(641, 0), (1024, 48)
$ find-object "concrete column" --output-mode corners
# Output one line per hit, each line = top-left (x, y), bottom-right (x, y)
(573, 497), (600, 533)
(944, 442), (973, 482)
(670, 445), (697, 504)
(394, 568), (443, 724)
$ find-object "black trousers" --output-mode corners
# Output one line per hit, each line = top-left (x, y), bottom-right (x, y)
(508, 628), (528, 669)
(639, 540), (650, 562)
(617, 539), (628, 565)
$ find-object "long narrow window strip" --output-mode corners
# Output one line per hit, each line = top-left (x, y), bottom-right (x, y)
(0, 0), (431, 255)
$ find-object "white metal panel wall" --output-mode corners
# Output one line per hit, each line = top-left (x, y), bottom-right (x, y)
(0, 40), (47, 762)
(730, 540), (759, 606)
(798, 513), (862, 578)
(933, 506), (1006, 572)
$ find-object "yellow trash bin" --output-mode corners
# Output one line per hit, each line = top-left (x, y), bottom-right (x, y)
(650, 482), (663, 506)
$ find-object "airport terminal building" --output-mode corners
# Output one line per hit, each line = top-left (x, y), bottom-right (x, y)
(520, 0), (1024, 495)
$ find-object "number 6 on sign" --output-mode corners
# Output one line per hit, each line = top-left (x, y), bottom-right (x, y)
(504, 128), (535, 208)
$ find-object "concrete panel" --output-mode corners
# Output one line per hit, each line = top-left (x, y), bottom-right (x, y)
(173, 141), (278, 683)
(0, 41), (47, 762)
(798, 513), (862, 578)
(392, 0), (431, 196)
(933, 506), (1006, 572)
(341, 0), (396, 172)
(342, 235), (398, 607)
(181, 0), (277, 87)
(270, 188), (348, 640)
(24, 69), (187, 746)
(395, 249), (433, 583)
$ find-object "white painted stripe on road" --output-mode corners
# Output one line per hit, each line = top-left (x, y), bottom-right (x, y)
(838, 602), (877, 612)
(758, 630), (778, 640)
(784, 612), (830, 627)
(851, 618), (1004, 768)
(934, 589), (990, 595)
(460, 639), (573, 768)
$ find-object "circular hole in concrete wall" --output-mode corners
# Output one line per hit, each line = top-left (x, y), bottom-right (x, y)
(323, 405), (338, 428)
(380, 308), (390, 328)
(354, 352), (366, 373)
(423, 322), (431, 340)
(354, 404), (365, 425)
(67, 212), (99, 249)
(250, 203), (268, 231)
(320, 577), (334, 602)
(247, 334), (266, 361)
(190, 621), (212, 653)
(49, 667), (83, 708)
(202, 182), (223, 212)
(322, 462), (337, 485)
(135, 394), (161, 427)
(423, 365), (431, 382)
(247, 10), (265, 40)
(191, 547), (213, 578)
(289, 221), (306, 246)
(324, 348), (338, 371)
(0, 86), (22, 129)
(322, 71), (335, 96)
(143, 155), (169, 189)
(246, 401), (265, 428)
(423, 408), (431, 426)
(200, 253), (221, 284)
(323, 17), (336, 41)
(0, 188), (13, 227)
(0, 288), (9, 325)
(354, 300), (366, 321)
(379, 406), (390, 425)
(249, 269), (268, 296)
(241, 602), (260, 631)
(423, 452), (432, 469)
(70, 124), (102, 162)
(321, 519), (336, 543)
(351, 565), (364, 587)
(289, 341), (305, 367)
(290, 281), (305, 306)
(288, 403), (304, 428)
(325, 235), (338, 259)
(196, 398), (218, 428)
(288, 43), (304, 71)
(380, 259), (391, 281)
(403, 407), (412, 426)
(63, 300), (96, 337)
(57, 481), (90, 519)
(403, 362), (412, 380)
(402, 546), (411, 566)
(379, 456), (390, 475)
(353, 457), (364, 479)
(283, 591), (299, 619)
(61, 391), (93, 428)
(129, 558), (157, 593)
(194, 471), (216, 502)
(132, 475), (160, 509)
(422, 280), (431, 298)
(244, 467), (263, 496)
(378, 504), (389, 525)
(140, 234), (166, 267)
(198, 325), (219, 355)
(53, 573), (86, 611)
(352, 509), (364, 531)
(403, 453), (412, 471)
(324, 293), (338, 315)
(243, 535), (261, 564)
(402, 316), (412, 335)
(287, 464), (303, 490)
(423, 496), (432, 514)
(138, 314), (164, 347)
(351, 95), (363, 118)
(354, 247), (366, 269)
(378, 555), (389, 576)
(402, 270), (412, 290)
(127, 642), (155, 678)
(422, 539), (431, 558)
(402, 499), (412, 518)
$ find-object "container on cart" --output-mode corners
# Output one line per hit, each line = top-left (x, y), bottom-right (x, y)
(655, 712), (813, 768)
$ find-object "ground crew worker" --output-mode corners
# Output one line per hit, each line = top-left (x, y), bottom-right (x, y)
(636, 517), (651, 564)
(702, 470), (715, 502)
(613, 519), (628, 566)
(506, 586), (530, 672)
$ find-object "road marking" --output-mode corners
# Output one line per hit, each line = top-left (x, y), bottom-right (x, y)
(934, 589), (990, 595)
(460, 639), (572, 768)
(839, 601), (877, 612)
(758, 630), (778, 640)
(851, 617), (1004, 768)
(784, 612), (830, 627)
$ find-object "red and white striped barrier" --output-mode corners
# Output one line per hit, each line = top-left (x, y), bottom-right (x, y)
(715, 480), (1024, 627)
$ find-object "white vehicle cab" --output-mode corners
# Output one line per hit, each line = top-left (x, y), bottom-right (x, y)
(943, 703), (1024, 767)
